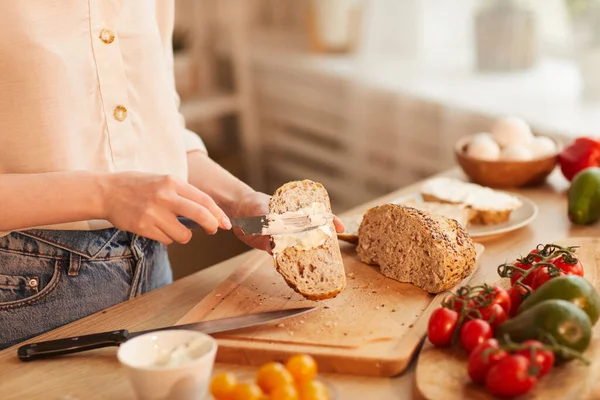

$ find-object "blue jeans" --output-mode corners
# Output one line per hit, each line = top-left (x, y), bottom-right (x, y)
(0, 229), (172, 350)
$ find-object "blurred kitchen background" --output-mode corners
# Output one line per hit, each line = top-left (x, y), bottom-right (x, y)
(168, 0), (600, 278)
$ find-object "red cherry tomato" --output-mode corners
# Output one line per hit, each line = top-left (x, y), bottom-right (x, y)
(460, 319), (493, 353)
(491, 286), (511, 315)
(515, 340), (555, 377)
(507, 285), (532, 317)
(510, 260), (535, 286)
(485, 354), (538, 397)
(531, 266), (565, 290)
(468, 339), (509, 384)
(552, 256), (584, 277)
(427, 307), (459, 347)
(476, 303), (507, 328)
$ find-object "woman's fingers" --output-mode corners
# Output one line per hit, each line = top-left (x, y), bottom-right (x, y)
(333, 216), (345, 233)
(176, 182), (231, 230)
(146, 226), (178, 245)
(173, 197), (221, 235)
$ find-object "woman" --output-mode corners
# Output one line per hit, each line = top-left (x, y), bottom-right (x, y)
(0, 1), (343, 350)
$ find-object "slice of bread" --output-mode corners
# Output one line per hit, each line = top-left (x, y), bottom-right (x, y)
(337, 200), (470, 244)
(420, 177), (522, 225)
(357, 204), (476, 294)
(269, 180), (346, 300)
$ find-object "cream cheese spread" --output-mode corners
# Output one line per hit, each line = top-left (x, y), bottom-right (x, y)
(421, 177), (522, 211)
(270, 202), (333, 255)
(152, 336), (212, 368)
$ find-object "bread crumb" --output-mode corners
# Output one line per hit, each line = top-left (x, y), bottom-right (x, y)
(277, 323), (285, 328)
(409, 324), (414, 328)
(299, 320), (305, 324)
(375, 306), (380, 310)
(391, 309), (397, 312)
(215, 294), (222, 297)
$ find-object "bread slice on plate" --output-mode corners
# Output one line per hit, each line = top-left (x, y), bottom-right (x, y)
(357, 204), (476, 294)
(420, 177), (522, 225)
(269, 180), (346, 300)
(338, 200), (470, 244)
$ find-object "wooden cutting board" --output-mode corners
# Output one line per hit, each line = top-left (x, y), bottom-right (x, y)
(176, 242), (484, 377)
(415, 237), (600, 400)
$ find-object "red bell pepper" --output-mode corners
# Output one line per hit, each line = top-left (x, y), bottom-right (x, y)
(558, 137), (600, 181)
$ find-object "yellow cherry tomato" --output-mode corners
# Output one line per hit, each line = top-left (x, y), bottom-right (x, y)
(230, 382), (264, 400)
(256, 362), (294, 394)
(285, 354), (318, 384)
(298, 380), (330, 400)
(210, 373), (238, 400)
(269, 384), (299, 400)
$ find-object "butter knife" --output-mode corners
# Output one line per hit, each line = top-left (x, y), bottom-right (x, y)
(178, 213), (334, 235)
(18, 307), (316, 361)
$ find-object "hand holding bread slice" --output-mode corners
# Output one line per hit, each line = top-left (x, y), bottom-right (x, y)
(269, 180), (346, 300)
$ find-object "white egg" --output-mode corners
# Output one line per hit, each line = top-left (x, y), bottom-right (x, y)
(501, 144), (533, 161)
(491, 117), (534, 147)
(527, 136), (557, 159)
(467, 134), (500, 161)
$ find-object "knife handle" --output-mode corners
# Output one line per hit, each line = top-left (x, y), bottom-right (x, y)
(177, 216), (201, 230)
(17, 329), (130, 362)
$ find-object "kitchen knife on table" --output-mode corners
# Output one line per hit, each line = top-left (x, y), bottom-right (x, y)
(178, 212), (334, 236)
(18, 307), (315, 362)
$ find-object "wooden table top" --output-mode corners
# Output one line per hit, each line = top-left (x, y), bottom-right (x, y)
(1, 168), (599, 400)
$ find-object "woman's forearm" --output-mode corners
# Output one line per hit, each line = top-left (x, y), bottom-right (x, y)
(0, 171), (106, 231)
(186, 151), (256, 216)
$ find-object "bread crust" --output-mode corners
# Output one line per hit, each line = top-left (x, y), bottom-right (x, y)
(357, 204), (476, 293)
(269, 180), (346, 300)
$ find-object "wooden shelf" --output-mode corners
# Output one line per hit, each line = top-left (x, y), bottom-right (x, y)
(180, 94), (239, 122)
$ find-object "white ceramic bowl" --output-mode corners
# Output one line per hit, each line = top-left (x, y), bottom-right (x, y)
(117, 330), (217, 400)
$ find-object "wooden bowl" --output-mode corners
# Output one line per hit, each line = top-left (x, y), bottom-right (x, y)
(454, 135), (560, 188)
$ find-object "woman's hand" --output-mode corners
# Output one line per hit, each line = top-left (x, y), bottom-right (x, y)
(230, 191), (345, 253)
(100, 172), (231, 245)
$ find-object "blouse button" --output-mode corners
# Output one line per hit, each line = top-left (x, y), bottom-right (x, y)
(28, 278), (38, 288)
(99, 29), (115, 44)
(113, 105), (128, 122)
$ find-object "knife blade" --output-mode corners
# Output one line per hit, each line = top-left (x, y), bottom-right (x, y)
(178, 213), (334, 236)
(17, 307), (316, 362)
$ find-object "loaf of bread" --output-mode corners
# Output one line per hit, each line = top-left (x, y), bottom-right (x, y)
(420, 177), (522, 225)
(269, 180), (346, 300)
(357, 204), (476, 293)
(337, 200), (469, 244)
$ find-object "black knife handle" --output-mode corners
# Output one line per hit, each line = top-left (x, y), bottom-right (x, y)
(17, 329), (130, 362)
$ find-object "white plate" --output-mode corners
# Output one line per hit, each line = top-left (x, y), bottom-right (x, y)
(392, 193), (538, 239)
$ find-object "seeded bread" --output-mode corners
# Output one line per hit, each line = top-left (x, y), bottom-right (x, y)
(269, 180), (346, 300)
(338, 201), (470, 244)
(420, 177), (522, 225)
(357, 204), (476, 294)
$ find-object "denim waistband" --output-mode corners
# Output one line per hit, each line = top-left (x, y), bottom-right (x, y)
(0, 229), (151, 260)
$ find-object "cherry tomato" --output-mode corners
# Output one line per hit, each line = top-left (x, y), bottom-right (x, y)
(491, 286), (511, 315)
(527, 248), (543, 263)
(485, 355), (538, 397)
(256, 362), (294, 394)
(446, 294), (470, 311)
(510, 260), (535, 286)
(467, 338), (509, 384)
(269, 384), (299, 400)
(552, 256), (584, 277)
(507, 284), (532, 317)
(460, 319), (493, 353)
(285, 354), (318, 384)
(210, 373), (238, 400)
(427, 307), (459, 347)
(230, 383), (264, 400)
(515, 340), (555, 377)
(531, 266), (565, 290)
(297, 380), (330, 400)
(476, 303), (506, 328)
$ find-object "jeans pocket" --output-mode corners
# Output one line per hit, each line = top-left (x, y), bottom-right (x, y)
(0, 256), (61, 310)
